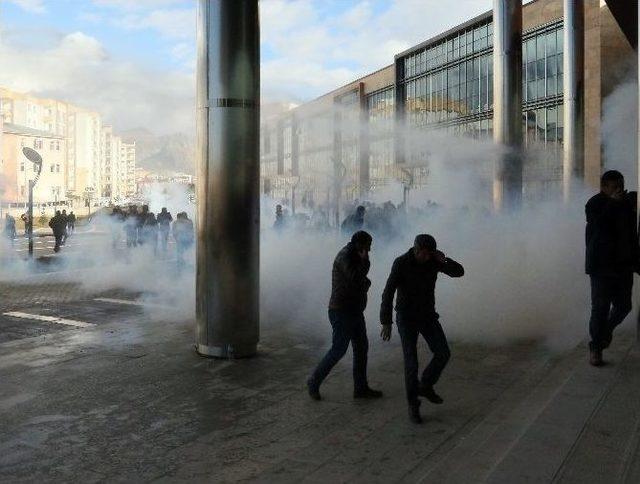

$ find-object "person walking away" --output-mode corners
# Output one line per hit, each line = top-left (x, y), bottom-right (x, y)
(172, 212), (194, 269)
(48, 211), (66, 253)
(137, 205), (149, 245)
(125, 206), (139, 248)
(585, 170), (638, 366)
(60, 209), (69, 245)
(341, 205), (366, 236)
(20, 213), (31, 238)
(307, 231), (383, 401)
(68, 211), (76, 236)
(4, 214), (17, 247)
(142, 212), (159, 253)
(380, 234), (464, 424)
(157, 207), (173, 253)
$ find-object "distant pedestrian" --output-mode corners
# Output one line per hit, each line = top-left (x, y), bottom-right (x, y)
(4, 214), (16, 246)
(125, 206), (138, 248)
(274, 204), (286, 232)
(341, 205), (366, 236)
(157, 207), (173, 253)
(60, 209), (69, 245)
(68, 211), (76, 235)
(20, 213), (31, 238)
(137, 205), (149, 245)
(48, 210), (66, 253)
(142, 212), (158, 253)
(172, 212), (194, 268)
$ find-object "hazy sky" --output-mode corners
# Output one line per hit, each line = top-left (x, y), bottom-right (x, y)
(0, 0), (494, 134)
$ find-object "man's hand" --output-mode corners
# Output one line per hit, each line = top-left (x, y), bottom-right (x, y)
(380, 324), (392, 341)
(433, 250), (446, 264)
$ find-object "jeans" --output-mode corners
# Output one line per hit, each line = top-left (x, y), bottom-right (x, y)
(396, 313), (450, 406)
(589, 274), (633, 351)
(309, 309), (369, 392)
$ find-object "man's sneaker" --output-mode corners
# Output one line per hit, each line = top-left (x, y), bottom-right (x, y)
(307, 379), (321, 401)
(408, 402), (423, 424)
(418, 385), (444, 404)
(354, 387), (383, 399)
(589, 348), (603, 367)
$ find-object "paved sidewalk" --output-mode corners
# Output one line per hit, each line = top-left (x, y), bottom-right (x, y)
(0, 291), (639, 483)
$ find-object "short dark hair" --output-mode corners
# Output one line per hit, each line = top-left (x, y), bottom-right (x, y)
(601, 170), (624, 185)
(414, 234), (436, 251)
(356, 205), (365, 214)
(351, 230), (372, 247)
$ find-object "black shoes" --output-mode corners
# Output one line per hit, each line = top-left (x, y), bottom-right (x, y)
(408, 402), (423, 424)
(307, 379), (321, 401)
(418, 384), (444, 404)
(589, 348), (604, 367)
(354, 387), (383, 399)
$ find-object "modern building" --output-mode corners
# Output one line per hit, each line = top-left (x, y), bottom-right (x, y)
(67, 107), (103, 199)
(260, 0), (635, 213)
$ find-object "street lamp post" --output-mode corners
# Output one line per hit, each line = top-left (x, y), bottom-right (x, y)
(22, 147), (43, 258)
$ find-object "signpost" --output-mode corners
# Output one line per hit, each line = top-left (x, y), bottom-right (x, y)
(22, 147), (42, 257)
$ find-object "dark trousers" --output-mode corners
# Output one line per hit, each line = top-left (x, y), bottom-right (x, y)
(589, 274), (633, 351)
(54, 233), (63, 252)
(397, 314), (451, 406)
(309, 309), (369, 392)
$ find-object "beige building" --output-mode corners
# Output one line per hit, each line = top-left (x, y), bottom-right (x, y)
(120, 141), (137, 197)
(67, 108), (103, 199)
(0, 123), (66, 206)
(261, 0), (634, 212)
(0, 87), (137, 206)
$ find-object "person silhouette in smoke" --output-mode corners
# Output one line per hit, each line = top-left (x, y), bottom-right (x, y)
(157, 207), (173, 253)
(380, 234), (464, 424)
(307, 230), (383, 401)
(585, 170), (639, 366)
(341, 205), (365, 236)
(49, 210), (67, 253)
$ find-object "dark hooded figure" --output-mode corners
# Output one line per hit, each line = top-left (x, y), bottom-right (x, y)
(142, 212), (158, 252)
(341, 205), (365, 236)
(157, 207), (173, 252)
(307, 231), (383, 401)
(380, 234), (464, 424)
(49, 210), (66, 252)
(585, 170), (639, 366)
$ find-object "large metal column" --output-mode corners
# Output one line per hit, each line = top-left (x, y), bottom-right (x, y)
(195, 0), (260, 358)
(563, 0), (585, 202)
(492, 0), (523, 211)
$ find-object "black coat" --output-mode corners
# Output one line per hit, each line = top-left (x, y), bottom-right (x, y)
(585, 191), (638, 277)
(328, 243), (371, 313)
(380, 249), (464, 325)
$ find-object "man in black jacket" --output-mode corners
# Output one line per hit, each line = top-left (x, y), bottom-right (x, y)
(380, 234), (464, 424)
(307, 231), (383, 401)
(585, 170), (638, 366)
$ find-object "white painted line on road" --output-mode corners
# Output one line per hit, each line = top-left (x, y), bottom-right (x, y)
(94, 297), (145, 307)
(3, 311), (95, 328)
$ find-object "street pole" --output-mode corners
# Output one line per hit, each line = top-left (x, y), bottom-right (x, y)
(28, 180), (34, 257)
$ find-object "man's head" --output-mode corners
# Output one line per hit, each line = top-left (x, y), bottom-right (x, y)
(161, 207), (167, 213)
(413, 234), (437, 263)
(601, 170), (624, 198)
(62, 209), (67, 214)
(356, 205), (365, 216)
(56, 210), (61, 216)
(351, 230), (372, 259)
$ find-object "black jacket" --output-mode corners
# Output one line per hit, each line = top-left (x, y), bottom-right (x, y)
(585, 192), (638, 277)
(328, 243), (371, 313)
(380, 249), (464, 325)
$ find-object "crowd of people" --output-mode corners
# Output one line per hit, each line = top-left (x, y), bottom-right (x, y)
(273, 199), (441, 241)
(48, 209), (76, 252)
(109, 205), (194, 264)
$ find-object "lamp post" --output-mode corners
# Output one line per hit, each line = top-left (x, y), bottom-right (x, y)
(22, 147), (43, 257)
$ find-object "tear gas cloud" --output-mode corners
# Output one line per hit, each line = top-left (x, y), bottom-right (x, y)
(0, 78), (636, 352)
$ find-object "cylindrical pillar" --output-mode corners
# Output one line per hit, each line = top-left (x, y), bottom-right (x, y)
(563, 0), (585, 203)
(492, 0), (523, 211)
(195, 0), (260, 358)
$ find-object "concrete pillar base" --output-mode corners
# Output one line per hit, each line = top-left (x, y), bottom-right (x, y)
(195, 343), (257, 359)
